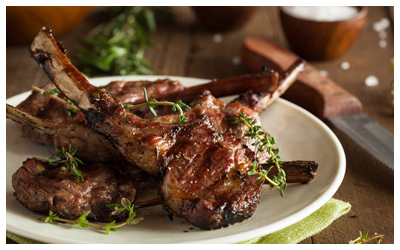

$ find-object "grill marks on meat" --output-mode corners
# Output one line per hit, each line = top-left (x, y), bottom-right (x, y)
(11, 79), (184, 162)
(150, 91), (271, 163)
(29, 27), (267, 229)
(76, 88), (263, 229)
(12, 158), (156, 222)
(106, 79), (185, 104)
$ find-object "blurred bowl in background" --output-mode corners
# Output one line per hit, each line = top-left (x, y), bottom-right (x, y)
(279, 6), (368, 61)
(7, 6), (92, 45)
(192, 6), (260, 32)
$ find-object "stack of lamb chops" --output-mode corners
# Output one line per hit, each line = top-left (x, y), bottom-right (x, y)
(8, 27), (317, 230)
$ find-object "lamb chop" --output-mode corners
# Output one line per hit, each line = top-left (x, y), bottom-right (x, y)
(7, 68), (299, 164)
(12, 157), (317, 222)
(28, 27), (304, 229)
(7, 63), (301, 164)
(12, 79), (185, 145)
(12, 157), (158, 222)
(8, 73), (281, 162)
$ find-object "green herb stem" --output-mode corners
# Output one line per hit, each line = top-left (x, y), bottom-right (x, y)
(41, 198), (142, 234)
(349, 231), (384, 244)
(230, 112), (287, 197)
(124, 87), (190, 123)
(31, 86), (77, 111)
(47, 145), (84, 182)
(40, 216), (105, 229)
(239, 116), (284, 177)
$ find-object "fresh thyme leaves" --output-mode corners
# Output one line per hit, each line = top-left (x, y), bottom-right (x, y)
(48, 145), (84, 182)
(76, 6), (175, 76)
(49, 88), (61, 95)
(349, 231), (384, 244)
(230, 112), (287, 197)
(65, 99), (79, 116)
(106, 198), (143, 227)
(42, 198), (142, 234)
(124, 87), (191, 123)
(33, 86), (79, 116)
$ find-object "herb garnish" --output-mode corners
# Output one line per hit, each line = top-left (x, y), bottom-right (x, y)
(76, 7), (175, 76)
(124, 87), (191, 123)
(48, 145), (84, 182)
(42, 198), (142, 234)
(349, 231), (384, 244)
(230, 112), (287, 197)
(32, 86), (79, 116)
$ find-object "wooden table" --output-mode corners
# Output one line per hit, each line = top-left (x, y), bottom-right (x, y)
(6, 6), (394, 244)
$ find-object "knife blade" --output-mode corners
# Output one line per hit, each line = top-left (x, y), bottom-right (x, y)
(241, 36), (394, 169)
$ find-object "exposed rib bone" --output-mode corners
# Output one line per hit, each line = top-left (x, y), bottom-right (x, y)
(7, 103), (124, 163)
(6, 104), (55, 135)
(31, 86), (77, 110)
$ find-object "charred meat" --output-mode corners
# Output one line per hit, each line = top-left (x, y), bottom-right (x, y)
(12, 158), (157, 222)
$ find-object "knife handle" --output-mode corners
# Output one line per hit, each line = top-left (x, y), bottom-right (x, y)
(241, 36), (362, 119)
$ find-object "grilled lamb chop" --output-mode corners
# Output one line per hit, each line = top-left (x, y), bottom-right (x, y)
(7, 61), (302, 164)
(12, 158), (317, 222)
(11, 70), (279, 148)
(7, 70), (301, 164)
(28, 27), (304, 229)
(12, 158), (158, 222)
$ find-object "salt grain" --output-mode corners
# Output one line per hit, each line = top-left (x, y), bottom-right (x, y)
(373, 18), (390, 32)
(341, 61), (350, 70)
(379, 40), (387, 48)
(365, 75), (379, 87)
(231, 55), (241, 65)
(213, 33), (223, 43)
(319, 70), (329, 77)
(379, 30), (387, 39)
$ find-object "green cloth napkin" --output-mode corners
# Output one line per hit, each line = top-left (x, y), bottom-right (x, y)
(7, 198), (350, 244)
(239, 198), (351, 244)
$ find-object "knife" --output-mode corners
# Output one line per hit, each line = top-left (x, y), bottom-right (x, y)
(241, 36), (394, 169)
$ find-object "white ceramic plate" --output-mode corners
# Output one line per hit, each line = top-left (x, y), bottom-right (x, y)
(6, 75), (345, 244)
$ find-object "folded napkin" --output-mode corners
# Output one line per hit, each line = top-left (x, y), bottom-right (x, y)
(7, 198), (350, 244)
(239, 198), (351, 244)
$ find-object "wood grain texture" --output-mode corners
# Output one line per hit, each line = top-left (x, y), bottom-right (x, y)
(241, 37), (363, 118)
(6, 6), (393, 244)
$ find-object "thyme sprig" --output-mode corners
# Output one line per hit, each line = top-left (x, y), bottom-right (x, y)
(33, 86), (79, 116)
(124, 87), (190, 123)
(349, 231), (384, 244)
(76, 6), (175, 76)
(230, 112), (287, 197)
(42, 198), (143, 234)
(48, 145), (84, 182)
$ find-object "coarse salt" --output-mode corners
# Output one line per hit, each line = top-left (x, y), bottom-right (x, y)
(341, 61), (350, 70)
(319, 70), (329, 77)
(379, 30), (387, 39)
(373, 18), (390, 32)
(379, 40), (387, 48)
(212, 33), (223, 43)
(281, 6), (358, 22)
(365, 75), (379, 87)
(231, 55), (241, 66)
